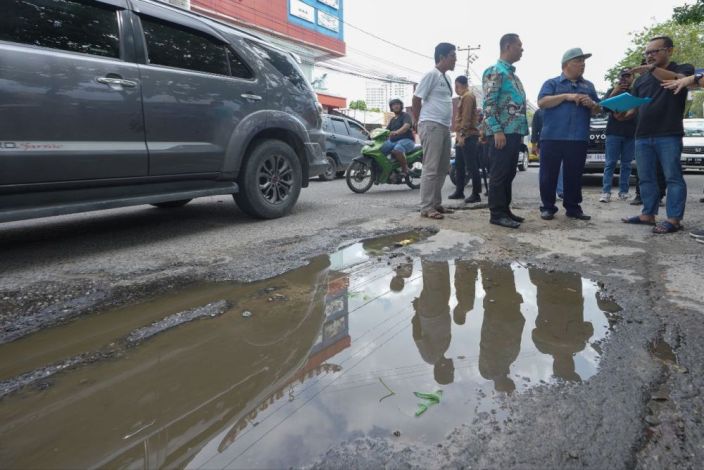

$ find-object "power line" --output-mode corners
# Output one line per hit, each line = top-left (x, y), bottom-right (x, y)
(341, 20), (433, 61)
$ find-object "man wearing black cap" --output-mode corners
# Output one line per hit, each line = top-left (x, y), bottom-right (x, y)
(599, 69), (636, 203)
(537, 48), (600, 221)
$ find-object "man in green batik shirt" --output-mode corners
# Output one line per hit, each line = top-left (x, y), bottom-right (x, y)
(482, 33), (529, 229)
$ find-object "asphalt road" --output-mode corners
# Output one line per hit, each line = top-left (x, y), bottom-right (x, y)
(2, 166), (704, 469)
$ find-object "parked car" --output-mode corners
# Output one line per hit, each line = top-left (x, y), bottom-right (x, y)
(583, 117), (608, 173)
(0, 0), (327, 222)
(682, 118), (704, 170)
(319, 114), (371, 181)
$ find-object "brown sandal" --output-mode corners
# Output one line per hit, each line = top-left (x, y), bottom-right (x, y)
(421, 210), (444, 220)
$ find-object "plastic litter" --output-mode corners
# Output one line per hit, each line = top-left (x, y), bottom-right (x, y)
(413, 390), (443, 416)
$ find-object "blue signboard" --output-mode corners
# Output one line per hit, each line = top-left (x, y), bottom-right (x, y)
(287, 0), (344, 41)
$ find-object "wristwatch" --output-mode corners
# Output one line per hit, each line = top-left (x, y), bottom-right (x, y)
(695, 72), (704, 88)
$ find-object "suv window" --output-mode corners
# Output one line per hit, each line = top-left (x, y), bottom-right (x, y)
(140, 16), (251, 78)
(0, 0), (120, 59)
(348, 122), (369, 141)
(331, 119), (349, 136)
(247, 41), (308, 90)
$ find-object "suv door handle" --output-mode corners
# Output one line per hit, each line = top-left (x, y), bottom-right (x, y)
(241, 93), (262, 101)
(96, 76), (137, 88)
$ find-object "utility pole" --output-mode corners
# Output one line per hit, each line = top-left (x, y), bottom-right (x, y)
(457, 44), (481, 80)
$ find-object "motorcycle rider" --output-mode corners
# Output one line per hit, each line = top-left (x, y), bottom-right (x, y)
(381, 98), (415, 175)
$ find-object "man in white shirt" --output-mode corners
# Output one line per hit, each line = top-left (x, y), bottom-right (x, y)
(412, 43), (457, 219)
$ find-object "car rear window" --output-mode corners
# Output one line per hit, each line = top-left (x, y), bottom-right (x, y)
(140, 16), (252, 79)
(348, 122), (369, 141)
(0, 0), (120, 58)
(247, 41), (309, 90)
(331, 119), (348, 136)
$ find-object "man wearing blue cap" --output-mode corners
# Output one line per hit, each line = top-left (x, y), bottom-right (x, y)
(537, 48), (600, 221)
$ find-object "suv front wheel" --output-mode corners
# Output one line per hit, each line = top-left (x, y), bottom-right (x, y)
(234, 139), (302, 219)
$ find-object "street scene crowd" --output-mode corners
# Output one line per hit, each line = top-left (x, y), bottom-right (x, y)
(383, 34), (704, 237)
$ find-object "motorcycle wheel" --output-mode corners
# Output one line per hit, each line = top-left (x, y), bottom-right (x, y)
(406, 161), (422, 189)
(346, 160), (376, 193)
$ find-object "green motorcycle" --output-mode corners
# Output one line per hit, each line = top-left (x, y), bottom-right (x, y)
(345, 128), (423, 193)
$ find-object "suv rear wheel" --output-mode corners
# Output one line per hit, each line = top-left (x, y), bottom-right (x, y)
(319, 155), (337, 181)
(234, 139), (302, 219)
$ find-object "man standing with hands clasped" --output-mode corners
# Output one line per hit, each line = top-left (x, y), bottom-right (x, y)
(412, 43), (457, 220)
(481, 33), (529, 229)
(537, 48), (600, 221)
(620, 36), (695, 234)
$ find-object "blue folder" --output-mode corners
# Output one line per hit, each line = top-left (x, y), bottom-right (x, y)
(599, 93), (652, 113)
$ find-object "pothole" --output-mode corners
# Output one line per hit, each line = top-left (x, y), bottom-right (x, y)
(0, 230), (619, 469)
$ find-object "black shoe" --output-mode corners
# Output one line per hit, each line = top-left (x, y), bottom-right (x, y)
(464, 194), (481, 203)
(557, 193), (564, 200)
(630, 197), (642, 206)
(490, 217), (520, 229)
(540, 211), (555, 220)
(508, 212), (525, 223)
(448, 192), (465, 200)
(567, 213), (591, 221)
(700, 197), (704, 203)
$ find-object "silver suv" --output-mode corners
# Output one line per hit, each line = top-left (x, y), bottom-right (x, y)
(0, 0), (327, 221)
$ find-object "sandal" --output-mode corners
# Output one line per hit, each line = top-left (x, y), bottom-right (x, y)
(435, 206), (454, 214)
(421, 210), (444, 220)
(652, 221), (682, 234)
(621, 216), (656, 226)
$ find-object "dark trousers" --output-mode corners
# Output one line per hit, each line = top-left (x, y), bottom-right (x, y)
(488, 134), (522, 219)
(540, 140), (588, 216)
(455, 136), (481, 195)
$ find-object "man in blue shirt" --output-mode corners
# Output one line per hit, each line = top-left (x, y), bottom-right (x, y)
(537, 48), (600, 220)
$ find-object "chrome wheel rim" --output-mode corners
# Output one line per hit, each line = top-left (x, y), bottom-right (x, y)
(258, 154), (293, 205)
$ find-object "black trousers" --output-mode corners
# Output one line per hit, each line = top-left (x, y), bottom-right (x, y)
(454, 136), (481, 195)
(539, 140), (588, 216)
(487, 134), (522, 219)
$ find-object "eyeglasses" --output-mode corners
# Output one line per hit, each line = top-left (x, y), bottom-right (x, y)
(644, 47), (670, 56)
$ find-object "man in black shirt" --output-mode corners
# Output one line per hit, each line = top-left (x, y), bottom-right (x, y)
(381, 99), (415, 175)
(620, 36), (694, 234)
(600, 69), (636, 203)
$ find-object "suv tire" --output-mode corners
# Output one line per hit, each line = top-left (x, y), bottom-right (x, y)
(234, 139), (302, 219)
(319, 155), (337, 181)
(151, 199), (192, 209)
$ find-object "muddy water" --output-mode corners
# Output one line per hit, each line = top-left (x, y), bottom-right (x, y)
(0, 232), (618, 469)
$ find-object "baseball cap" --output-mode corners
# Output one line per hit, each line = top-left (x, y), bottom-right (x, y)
(562, 47), (592, 65)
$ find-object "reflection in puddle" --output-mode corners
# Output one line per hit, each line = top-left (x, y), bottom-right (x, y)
(0, 232), (619, 469)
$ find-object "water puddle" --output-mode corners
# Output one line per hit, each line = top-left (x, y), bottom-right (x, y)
(0, 231), (619, 469)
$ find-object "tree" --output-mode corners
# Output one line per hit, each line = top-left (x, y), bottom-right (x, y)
(604, 19), (704, 84)
(349, 100), (367, 110)
(673, 0), (704, 24)
(688, 90), (704, 118)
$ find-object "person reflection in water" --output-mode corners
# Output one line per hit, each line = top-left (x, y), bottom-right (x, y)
(453, 260), (478, 325)
(478, 264), (525, 393)
(529, 269), (594, 382)
(390, 262), (414, 293)
(412, 259), (454, 385)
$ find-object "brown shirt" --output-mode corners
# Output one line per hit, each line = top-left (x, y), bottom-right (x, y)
(455, 90), (479, 140)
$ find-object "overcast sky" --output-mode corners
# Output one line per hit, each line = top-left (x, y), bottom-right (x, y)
(318, 0), (692, 104)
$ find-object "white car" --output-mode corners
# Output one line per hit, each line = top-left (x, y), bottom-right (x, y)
(682, 119), (704, 170)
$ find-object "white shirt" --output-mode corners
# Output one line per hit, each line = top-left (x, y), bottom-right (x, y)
(414, 68), (453, 128)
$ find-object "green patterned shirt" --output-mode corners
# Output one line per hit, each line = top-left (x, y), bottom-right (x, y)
(482, 59), (529, 136)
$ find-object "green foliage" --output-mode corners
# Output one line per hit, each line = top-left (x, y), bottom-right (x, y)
(349, 100), (368, 110)
(687, 90), (704, 118)
(673, 0), (704, 24)
(604, 19), (704, 84)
